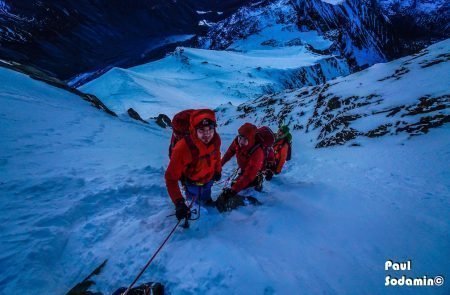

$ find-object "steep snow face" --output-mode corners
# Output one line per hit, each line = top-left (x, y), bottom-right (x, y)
(197, 0), (395, 69)
(227, 23), (333, 51)
(0, 66), (171, 294)
(1, 59), (449, 295)
(219, 39), (450, 148)
(292, 0), (398, 67)
(81, 42), (350, 118)
(196, 0), (299, 49)
(197, 0), (449, 70)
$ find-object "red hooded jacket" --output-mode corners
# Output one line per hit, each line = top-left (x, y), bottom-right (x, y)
(221, 123), (264, 193)
(165, 110), (221, 204)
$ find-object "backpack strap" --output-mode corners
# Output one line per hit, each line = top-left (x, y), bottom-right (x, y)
(184, 135), (200, 175)
(248, 143), (262, 156)
(169, 134), (177, 158)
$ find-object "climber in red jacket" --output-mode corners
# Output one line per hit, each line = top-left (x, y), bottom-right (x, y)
(221, 123), (265, 196)
(165, 109), (221, 221)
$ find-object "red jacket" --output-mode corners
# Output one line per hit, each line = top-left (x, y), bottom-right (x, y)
(273, 139), (289, 174)
(165, 110), (221, 204)
(221, 123), (264, 193)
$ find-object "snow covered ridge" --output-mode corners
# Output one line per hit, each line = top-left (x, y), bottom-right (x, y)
(219, 39), (450, 148)
(0, 60), (117, 117)
(195, 0), (306, 50)
(81, 42), (350, 118)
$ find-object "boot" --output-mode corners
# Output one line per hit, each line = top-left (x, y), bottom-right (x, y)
(254, 173), (264, 192)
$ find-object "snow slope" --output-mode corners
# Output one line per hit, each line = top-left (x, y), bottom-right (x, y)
(0, 67), (170, 293)
(1, 40), (449, 294)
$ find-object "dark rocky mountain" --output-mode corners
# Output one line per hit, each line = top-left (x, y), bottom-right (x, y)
(378, 0), (450, 54)
(195, 0), (449, 71)
(1, 0), (448, 86)
(0, 0), (258, 83)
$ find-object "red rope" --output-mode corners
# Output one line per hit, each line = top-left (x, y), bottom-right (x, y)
(123, 184), (205, 294)
(122, 219), (181, 295)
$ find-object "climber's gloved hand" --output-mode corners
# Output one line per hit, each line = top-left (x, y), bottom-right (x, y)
(175, 199), (191, 221)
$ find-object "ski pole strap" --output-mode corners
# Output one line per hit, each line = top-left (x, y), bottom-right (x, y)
(123, 219), (181, 295)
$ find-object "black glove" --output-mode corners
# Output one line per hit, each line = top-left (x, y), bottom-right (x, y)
(265, 170), (274, 181)
(216, 188), (239, 213)
(214, 171), (222, 181)
(223, 188), (237, 199)
(175, 199), (190, 221)
(216, 188), (244, 213)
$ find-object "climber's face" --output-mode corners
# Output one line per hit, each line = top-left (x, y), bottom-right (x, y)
(237, 134), (249, 147)
(196, 126), (215, 144)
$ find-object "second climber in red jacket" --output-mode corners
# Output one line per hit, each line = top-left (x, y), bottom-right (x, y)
(220, 123), (265, 199)
(165, 109), (221, 221)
